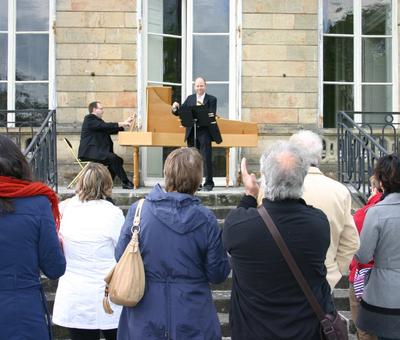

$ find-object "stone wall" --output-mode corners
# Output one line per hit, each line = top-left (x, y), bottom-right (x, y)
(55, 0), (137, 184)
(241, 0), (320, 171)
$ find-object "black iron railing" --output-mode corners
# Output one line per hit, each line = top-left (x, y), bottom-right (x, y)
(0, 109), (58, 191)
(337, 111), (399, 202)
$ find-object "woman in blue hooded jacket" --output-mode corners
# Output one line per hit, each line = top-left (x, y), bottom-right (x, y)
(115, 147), (230, 340)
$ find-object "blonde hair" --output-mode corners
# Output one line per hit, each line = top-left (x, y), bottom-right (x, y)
(76, 162), (113, 201)
(164, 148), (203, 195)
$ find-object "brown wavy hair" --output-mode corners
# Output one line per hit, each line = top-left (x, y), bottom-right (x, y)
(164, 148), (203, 195)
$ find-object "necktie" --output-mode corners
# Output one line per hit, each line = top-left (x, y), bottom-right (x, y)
(197, 100), (203, 106)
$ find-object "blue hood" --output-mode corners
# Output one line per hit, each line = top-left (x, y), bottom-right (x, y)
(146, 184), (209, 235)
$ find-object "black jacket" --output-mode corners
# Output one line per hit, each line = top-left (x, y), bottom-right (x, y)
(174, 93), (222, 144)
(223, 196), (334, 340)
(78, 114), (123, 161)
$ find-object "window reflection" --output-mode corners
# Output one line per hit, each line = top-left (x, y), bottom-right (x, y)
(362, 0), (391, 35)
(0, 83), (6, 110)
(323, 84), (354, 127)
(16, 83), (48, 110)
(362, 38), (391, 82)
(16, 34), (49, 81)
(362, 85), (392, 111)
(323, 0), (353, 34)
(203, 84), (229, 118)
(323, 37), (353, 82)
(148, 0), (181, 35)
(148, 35), (181, 83)
(17, 0), (48, 31)
(0, 0), (7, 30)
(0, 34), (7, 80)
(193, 36), (229, 82)
(194, 0), (229, 33)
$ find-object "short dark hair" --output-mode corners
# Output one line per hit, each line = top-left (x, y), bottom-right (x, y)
(88, 101), (100, 113)
(164, 148), (203, 195)
(0, 135), (32, 213)
(374, 154), (400, 193)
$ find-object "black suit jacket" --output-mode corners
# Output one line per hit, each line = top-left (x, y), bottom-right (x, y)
(174, 93), (222, 144)
(78, 114), (124, 161)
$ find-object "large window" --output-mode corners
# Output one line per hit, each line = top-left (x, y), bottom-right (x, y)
(142, 0), (238, 182)
(322, 0), (396, 127)
(0, 0), (53, 125)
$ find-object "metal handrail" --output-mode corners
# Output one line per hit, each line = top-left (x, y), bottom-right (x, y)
(337, 111), (399, 202)
(0, 109), (58, 191)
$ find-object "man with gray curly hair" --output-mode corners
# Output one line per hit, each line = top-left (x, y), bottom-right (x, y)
(223, 141), (334, 340)
(289, 130), (359, 291)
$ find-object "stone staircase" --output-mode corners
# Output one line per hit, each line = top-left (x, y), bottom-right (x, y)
(47, 187), (357, 339)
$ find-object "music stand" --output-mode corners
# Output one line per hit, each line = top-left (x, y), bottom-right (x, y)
(178, 106), (215, 149)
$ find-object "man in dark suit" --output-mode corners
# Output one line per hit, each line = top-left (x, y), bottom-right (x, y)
(78, 101), (134, 189)
(171, 77), (222, 191)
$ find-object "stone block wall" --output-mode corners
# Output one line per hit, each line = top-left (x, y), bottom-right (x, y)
(55, 0), (137, 184)
(241, 0), (320, 171)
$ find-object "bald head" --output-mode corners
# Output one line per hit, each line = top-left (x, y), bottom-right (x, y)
(194, 77), (206, 96)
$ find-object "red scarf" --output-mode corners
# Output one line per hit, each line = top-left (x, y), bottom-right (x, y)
(0, 176), (60, 231)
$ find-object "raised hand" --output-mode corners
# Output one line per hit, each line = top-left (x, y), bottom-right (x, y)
(241, 157), (259, 198)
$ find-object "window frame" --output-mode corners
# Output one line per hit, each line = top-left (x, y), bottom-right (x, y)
(319, 0), (398, 126)
(138, 0), (242, 186)
(0, 0), (55, 124)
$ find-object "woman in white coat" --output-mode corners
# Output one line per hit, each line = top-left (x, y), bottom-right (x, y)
(53, 163), (125, 340)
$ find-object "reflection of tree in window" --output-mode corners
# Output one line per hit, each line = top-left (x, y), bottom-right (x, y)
(324, 2), (353, 34)
(363, 4), (390, 35)
(163, 0), (181, 35)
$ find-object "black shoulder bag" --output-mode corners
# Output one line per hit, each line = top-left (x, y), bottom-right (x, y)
(257, 205), (348, 340)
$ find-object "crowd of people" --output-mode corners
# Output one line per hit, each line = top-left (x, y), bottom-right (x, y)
(1, 131), (400, 340)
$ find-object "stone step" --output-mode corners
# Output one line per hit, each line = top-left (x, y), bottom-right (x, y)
(210, 272), (350, 291)
(58, 187), (244, 208)
(212, 288), (350, 316)
(118, 205), (234, 220)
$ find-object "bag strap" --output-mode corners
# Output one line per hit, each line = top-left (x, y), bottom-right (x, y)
(131, 198), (145, 234)
(257, 205), (326, 321)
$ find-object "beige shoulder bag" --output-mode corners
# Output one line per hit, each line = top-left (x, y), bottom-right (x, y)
(103, 198), (146, 314)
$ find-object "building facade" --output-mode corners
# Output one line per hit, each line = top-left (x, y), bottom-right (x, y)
(0, 0), (397, 185)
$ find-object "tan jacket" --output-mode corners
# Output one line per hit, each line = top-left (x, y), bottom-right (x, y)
(302, 167), (359, 290)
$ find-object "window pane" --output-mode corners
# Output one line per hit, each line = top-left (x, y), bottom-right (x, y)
(193, 0), (229, 33)
(0, 0), (7, 30)
(203, 83), (229, 118)
(16, 83), (48, 110)
(323, 84), (354, 128)
(148, 0), (181, 35)
(323, 0), (353, 34)
(193, 36), (229, 82)
(0, 34), (7, 80)
(362, 85), (392, 111)
(0, 83), (6, 110)
(17, 0), (48, 31)
(323, 37), (353, 81)
(362, 0), (391, 35)
(362, 38), (391, 82)
(148, 35), (181, 83)
(16, 34), (49, 81)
